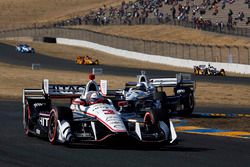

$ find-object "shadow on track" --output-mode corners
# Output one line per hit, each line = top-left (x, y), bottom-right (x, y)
(65, 142), (212, 152)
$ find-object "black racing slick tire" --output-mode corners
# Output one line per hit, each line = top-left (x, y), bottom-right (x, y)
(153, 92), (169, 121)
(48, 106), (73, 144)
(220, 69), (226, 76)
(48, 108), (59, 144)
(23, 104), (33, 136)
(182, 93), (195, 116)
(144, 109), (159, 125)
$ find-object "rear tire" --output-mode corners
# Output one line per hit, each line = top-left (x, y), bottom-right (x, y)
(23, 105), (33, 136)
(94, 59), (99, 65)
(220, 69), (225, 76)
(48, 106), (73, 144)
(182, 92), (194, 116)
(153, 92), (169, 121)
(48, 108), (58, 144)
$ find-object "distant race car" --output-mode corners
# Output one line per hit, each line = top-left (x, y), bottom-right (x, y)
(16, 44), (35, 53)
(107, 72), (195, 116)
(22, 74), (177, 145)
(194, 64), (225, 76)
(76, 55), (99, 65)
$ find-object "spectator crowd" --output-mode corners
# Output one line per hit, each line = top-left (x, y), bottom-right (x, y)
(52, 0), (250, 30)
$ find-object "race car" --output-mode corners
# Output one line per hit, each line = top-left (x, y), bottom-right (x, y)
(108, 72), (195, 116)
(16, 44), (35, 53)
(76, 55), (99, 65)
(22, 74), (177, 145)
(194, 64), (225, 76)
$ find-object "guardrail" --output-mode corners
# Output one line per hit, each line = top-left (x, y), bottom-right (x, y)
(0, 27), (249, 65)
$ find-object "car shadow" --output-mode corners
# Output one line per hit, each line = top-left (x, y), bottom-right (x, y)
(65, 139), (213, 152)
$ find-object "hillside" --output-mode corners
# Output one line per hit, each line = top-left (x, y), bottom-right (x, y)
(71, 25), (250, 47)
(0, 0), (125, 29)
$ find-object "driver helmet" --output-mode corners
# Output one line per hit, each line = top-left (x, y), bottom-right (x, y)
(135, 83), (146, 91)
(88, 91), (104, 104)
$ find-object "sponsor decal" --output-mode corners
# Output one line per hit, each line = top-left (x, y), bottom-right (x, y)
(75, 133), (92, 138)
(103, 109), (115, 115)
(106, 116), (118, 122)
(36, 129), (40, 135)
(34, 103), (46, 108)
(109, 121), (122, 125)
(39, 117), (49, 127)
(50, 85), (85, 94)
(114, 125), (125, 129)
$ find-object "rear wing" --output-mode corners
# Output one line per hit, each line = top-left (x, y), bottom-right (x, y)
(125, 73), (195, 88)
(150, 73), (194, 88)
(23, 78), (109, 103)
(23, 79), (86, 104)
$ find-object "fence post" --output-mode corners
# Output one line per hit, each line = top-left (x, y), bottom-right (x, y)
(175, 43), (178, 58)
(162, 41), (164, 56)
(226, 45), (232, 63)
(237, 46), (240, 64)
(203, 45), (206, 61)
(249, 47), (250, 65)
(149, 40), (152, 54)
(155, 41), (159, 55)
(117, 36), (121, 49)
(142, 39), (147, 53)
(188, 44), (191, 59)
(195, 44), (198, 60)
(210, 45), (213, 62)
(183, 43), (185, 59)
(245, 46), (250, 65)
(169, 42), (171, 56)
(218, 46), (221, 62)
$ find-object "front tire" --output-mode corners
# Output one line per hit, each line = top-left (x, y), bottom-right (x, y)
(144, 109), (159, 125)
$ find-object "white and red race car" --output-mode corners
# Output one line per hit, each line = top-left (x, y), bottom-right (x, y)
(22, 74), (177, 145)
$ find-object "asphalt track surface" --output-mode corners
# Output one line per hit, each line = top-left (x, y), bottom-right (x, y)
(0, 43), (250, 166)
(0, 101), (249, 167)
(1, 43), (250, 86)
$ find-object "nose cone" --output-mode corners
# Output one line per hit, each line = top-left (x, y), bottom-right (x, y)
(89, 104), (127, 132)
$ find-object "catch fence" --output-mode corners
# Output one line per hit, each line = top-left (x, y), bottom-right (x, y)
(0, 27), (249, 65)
